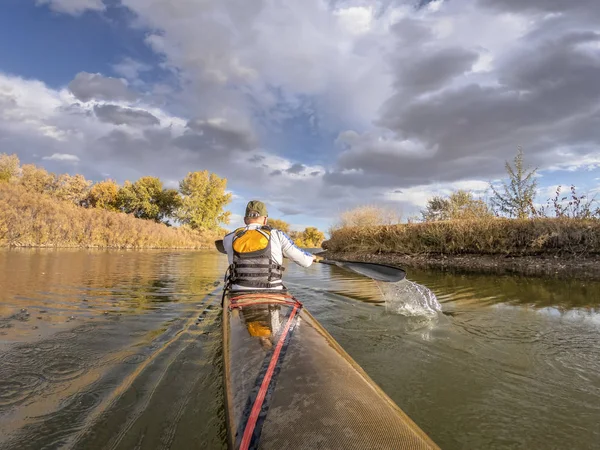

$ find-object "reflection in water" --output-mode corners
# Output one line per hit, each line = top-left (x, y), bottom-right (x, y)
(0, 249), (599, 450)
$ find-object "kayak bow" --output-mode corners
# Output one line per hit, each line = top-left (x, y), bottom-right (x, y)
(223, 289), (439, 450)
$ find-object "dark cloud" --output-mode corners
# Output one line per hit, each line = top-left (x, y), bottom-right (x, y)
(180, 119), (257, 152)
(278, 206), (302, 216)
(395, 47), (479, 94)
(248, 154), (266, 163)
(270, 169), (282, 176)
(286, 163), (305, 174)
(477, 0), (600, 17)
(93, 104), (160, 127)
(310, 171), (320, 176)
(327, 10), (600, 189)
(68, 72), (137, 102)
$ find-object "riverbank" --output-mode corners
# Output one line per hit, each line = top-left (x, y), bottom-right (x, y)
(323, 218), (600, 280)
(325, 251), (600, 280)
(0, 183), (218, 249)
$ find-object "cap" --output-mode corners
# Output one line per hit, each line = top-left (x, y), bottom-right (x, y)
(245, 200), (268, 218)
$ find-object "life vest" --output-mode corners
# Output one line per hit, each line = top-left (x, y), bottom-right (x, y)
(228, 226), (285, 289)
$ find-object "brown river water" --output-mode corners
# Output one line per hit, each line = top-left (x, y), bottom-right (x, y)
(0, 249), (599, 449)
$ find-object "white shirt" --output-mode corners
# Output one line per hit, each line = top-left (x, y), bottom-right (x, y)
(223, 223), (315, 290)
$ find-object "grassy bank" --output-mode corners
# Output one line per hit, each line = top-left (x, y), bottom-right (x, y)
(324, 218), (600, 256)
(0, 184), (219, 249)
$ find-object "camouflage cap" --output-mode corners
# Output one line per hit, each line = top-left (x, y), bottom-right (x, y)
(245, 200), (268, 218)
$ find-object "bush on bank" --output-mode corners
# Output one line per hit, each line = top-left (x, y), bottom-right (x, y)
(324, 217), (600, 256)
(0, 184), (219, 249)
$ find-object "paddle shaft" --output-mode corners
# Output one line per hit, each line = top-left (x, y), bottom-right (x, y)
(214, 240), (405, 282)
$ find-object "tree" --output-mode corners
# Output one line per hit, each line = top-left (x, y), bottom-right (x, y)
(117, 176), (179, 223)
(0, 153), (20, 183)
(177, 171), (232, 231)
(294, 227), (325, 248)
(87, 179), (120, 211)
(53, 173), (92, 205)
(268, 218), (290, 233)
(20, 164), (55, 194)
(337, 205), (400, 228)
(421, 190), (492, 221)
(490, 147), (538, 218)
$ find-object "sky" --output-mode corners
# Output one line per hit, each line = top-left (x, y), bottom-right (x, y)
(1, 0), (599, 232)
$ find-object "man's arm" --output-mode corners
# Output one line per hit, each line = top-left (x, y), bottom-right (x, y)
(276, 230), (316, 268)
(223, 231), (235, 264)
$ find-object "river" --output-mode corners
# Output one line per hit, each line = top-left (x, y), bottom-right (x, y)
(0, 249), (599, 449)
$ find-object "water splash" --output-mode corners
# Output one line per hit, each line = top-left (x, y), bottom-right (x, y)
(375, 279), (442, 318)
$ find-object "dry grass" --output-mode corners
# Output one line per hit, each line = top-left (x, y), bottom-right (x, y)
(325, 217), (600, 256)
(0, 184), (219, 248)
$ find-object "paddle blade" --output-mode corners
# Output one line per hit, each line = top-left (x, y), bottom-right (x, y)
(215, 239), (226, 254)
(320, 260), (406, 283)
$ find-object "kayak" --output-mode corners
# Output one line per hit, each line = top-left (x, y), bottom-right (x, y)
(222, 290), (439, 450)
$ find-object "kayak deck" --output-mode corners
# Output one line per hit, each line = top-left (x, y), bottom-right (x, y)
(223, 291), (439, 450)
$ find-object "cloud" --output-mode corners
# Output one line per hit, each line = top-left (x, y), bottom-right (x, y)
(112, 58), (151, 80)
(248, 155), (266, 163)
(68, 72), (137, 102)
(286, 163), (305, 174)
(278, 206), (303, 216)
(17, 0), (600, 226)
(42, 153), (80, 162)
(325, 0), (600, 191)
(93, 104), (160, 127)
(36, 0), (104, 15)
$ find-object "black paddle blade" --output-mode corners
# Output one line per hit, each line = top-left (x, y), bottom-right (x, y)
(319, 260), (406, 283)
(215, 239), (226, 254)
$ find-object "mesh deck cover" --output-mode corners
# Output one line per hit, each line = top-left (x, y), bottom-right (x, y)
(223, 292), (439, 450)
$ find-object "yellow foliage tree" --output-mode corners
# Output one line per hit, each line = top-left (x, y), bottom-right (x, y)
(53, 174), (92, 205)
(337, 205), (400, 228)
(0, 153), (20, 183)
(20, 164), (55, 194)
(294, 227), (325, 248)
(267, 218), (290, 233)
(87, 179), (120, 210)
(177, 171), (232, 231)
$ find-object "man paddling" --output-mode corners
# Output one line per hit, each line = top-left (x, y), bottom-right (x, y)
(222, 200), (322, 291)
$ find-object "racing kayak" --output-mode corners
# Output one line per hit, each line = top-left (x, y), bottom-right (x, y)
(222, 290), (439, 450)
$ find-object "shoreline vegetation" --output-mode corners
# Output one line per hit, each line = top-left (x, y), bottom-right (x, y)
(0, 153), (326, 250)
(323, 149), (600, 280)
(0, 183), (221, 249)
(323, 219), (600, 280)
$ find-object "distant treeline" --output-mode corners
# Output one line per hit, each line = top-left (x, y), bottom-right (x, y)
(0, 153), (231, 230)
(0, 153), (230, 248)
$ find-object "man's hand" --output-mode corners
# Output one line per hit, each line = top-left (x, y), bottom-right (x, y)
(313, 254), (324, 263)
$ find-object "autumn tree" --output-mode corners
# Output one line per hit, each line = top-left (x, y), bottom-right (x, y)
(20, 164), (55, 194)
(87, 179), (120, 210)
(490, 147), (538, 218)
(0, 153), (20, 183)
(294, 227), (325, 248)
(53, 174), (92, 205)
(421, 190), (492, 221)
(177, 171), (231, 231)
(117, 176), (180, 223)
(337, 205), (400, 228)
(268, 218), (290, 233)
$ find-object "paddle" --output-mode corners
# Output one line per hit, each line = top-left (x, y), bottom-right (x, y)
(214, 240), (405, 283)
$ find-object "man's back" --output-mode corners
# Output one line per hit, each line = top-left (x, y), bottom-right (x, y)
(223, 223), (314, 290)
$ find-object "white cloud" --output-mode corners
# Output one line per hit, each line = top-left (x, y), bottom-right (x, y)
(42, 153), (80, 162)
(36, 0), (104, 15)
(112, 58), (151, 80)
